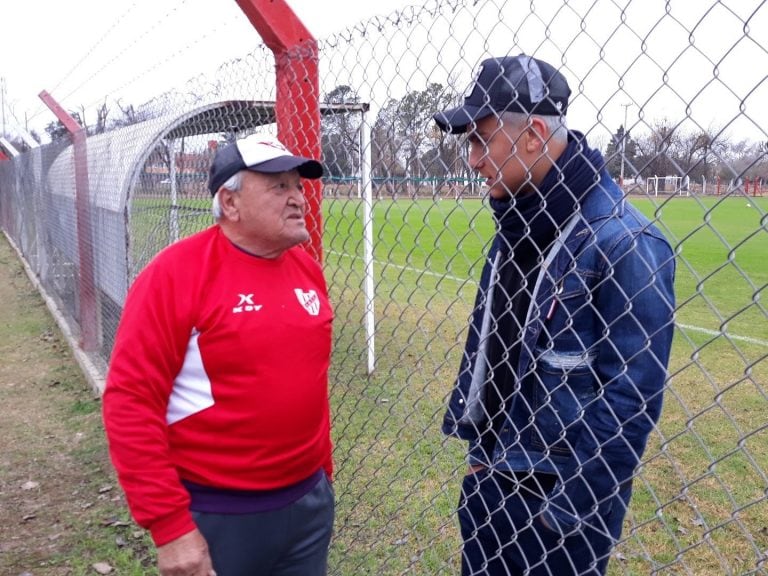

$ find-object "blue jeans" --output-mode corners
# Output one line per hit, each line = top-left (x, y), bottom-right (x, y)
(193, 473), (335, 576)
(458, 470), (631, 575)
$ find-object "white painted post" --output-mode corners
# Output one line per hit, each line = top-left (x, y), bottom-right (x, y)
(360, 112), (375, 374)
(168, 139), (179, 243)
(0, 137), (19, 157)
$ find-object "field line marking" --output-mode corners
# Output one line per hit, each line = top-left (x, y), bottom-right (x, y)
(325, 250), (768, 347)
(326, 249), (470, 285)
(676, 323), (768, 347)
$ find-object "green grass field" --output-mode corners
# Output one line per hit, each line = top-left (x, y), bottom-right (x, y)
(319, 193), (768, 575)
(322, 194), (768, 342)
(128, 192), (768, 574)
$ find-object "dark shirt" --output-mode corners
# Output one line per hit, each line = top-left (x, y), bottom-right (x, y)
(182, 468), (324, 514)
(479, 237), (543, 460)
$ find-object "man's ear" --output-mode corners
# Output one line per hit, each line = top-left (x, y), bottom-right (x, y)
(525, 117), (549, 153)
(218, 188), (239, 221)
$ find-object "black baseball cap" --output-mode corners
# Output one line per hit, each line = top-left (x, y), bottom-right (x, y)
(208, 134), (323, 196)
(434, 54), (571, 133)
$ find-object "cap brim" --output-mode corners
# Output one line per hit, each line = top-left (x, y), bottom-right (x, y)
(247, 156), (324, 179)
(433, 105), (495, 134)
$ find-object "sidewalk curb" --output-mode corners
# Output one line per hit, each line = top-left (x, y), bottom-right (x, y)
(2, 231), (106, 395)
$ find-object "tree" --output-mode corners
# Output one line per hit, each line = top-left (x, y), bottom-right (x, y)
(371, 83), (458, 183)
(42, 101), (111, 141)
(75, 102), (109, 136)
(604, 125), (638, 180)
(671, 129), (727, 182)
(321, 85), (363, 178)
(634, 119), (678, 178)
(321, 132), (354, 178)
(44, 110), (85, 142)
(94, 100), (109, 135)
(721, 138), (768, 181)
(110, 99), (153, 129)
(395, 83), (456, 179)
(371, 97), (406, 190)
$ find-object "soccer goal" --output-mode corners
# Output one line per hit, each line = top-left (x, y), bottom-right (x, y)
(646, 175), (687, 196)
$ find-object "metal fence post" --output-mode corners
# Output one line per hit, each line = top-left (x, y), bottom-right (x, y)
(233, 0), (323, 262)
(37, 90), (98, 352)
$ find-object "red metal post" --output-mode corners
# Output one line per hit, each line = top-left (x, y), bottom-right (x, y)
(233, 0), (323, 262)
(38, 90), (98, 351)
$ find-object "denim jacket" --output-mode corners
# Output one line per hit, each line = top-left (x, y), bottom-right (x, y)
(443, 171), (676, 533)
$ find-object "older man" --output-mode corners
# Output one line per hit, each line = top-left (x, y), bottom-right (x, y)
(103, 134), (334, 576)
(434, 54), (676, 575)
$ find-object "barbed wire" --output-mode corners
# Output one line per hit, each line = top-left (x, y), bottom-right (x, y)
(47, 1), (140, 98)
(26, 0), (193, 127)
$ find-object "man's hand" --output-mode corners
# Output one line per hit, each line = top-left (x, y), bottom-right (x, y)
(467, 464), (487, 475)
(157, 529), (216, 576)
(539, 511), (555, 531)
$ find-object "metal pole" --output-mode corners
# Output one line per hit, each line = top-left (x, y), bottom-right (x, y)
(1, 77), (6, 136)
(0, 78), (6, 136)
(360, 111), (375, 374)
(620, 103), (631, 188)
(234, 0), (322, 262)
(38, 90), (98, 351)
(168, 139), (179, 244)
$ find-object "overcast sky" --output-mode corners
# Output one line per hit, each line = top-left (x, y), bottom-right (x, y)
(1, 0), (766, 145)
(0, 0), (413, 135)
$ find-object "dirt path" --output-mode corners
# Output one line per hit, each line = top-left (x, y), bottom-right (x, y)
(0, 235), (153, 575)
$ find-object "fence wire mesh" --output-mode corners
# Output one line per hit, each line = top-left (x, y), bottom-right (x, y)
(1, 0), (767, 574)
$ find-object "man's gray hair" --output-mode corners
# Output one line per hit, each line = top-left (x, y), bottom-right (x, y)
(500, 111), (568, 145)
(211, 171), (243, 219)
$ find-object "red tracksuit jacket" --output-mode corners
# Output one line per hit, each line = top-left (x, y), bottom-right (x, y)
(103, 226), (334, 545)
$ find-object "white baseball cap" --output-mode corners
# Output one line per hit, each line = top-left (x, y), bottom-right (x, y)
(208, 134), (323, 195)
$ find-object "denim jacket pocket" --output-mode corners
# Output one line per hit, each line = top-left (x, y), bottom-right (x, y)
(529, 346), (598, 456)
(542, 270), (598, 350)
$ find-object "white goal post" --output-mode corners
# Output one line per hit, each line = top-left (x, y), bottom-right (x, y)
(646, 175), (688, 196)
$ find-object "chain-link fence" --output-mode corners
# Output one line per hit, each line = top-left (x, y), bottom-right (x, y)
(1, 0), (767, 574)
